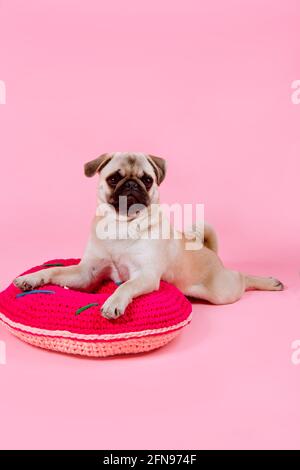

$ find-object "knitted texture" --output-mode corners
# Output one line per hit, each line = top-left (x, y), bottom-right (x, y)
(0, 259), (192, 357)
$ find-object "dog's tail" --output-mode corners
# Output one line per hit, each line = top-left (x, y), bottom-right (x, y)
(186, 222), (218, 253)
(203, 223), (218, 253)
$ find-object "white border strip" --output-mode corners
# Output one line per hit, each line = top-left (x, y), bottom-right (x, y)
(0, 311), (192, 341)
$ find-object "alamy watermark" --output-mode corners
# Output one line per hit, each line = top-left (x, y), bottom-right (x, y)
(0, 80), (6, 104)
(96, 201), (205, 250)
(0, 340), (6, 365)
(0, 81), (7, 360)
(0, 81), (6, 357)
(291, 80), (300, 105)
(291, 340), (300, 366)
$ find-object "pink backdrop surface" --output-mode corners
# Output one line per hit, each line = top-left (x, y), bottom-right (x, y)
(0, 0), (300, 450)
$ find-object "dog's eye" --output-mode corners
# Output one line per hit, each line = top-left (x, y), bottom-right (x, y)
(141, 174), (153, 189)
(106, 172), (122, 187)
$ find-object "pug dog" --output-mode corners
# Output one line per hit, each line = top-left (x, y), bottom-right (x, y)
(14, 152), (284, 319)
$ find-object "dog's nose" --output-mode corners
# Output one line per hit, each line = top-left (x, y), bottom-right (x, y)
(124, 180), (139, 190)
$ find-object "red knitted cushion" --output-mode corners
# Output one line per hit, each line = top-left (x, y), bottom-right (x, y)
(0, 259), (192, 357)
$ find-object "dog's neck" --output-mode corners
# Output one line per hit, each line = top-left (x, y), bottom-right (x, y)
(95, 202), (163, 242)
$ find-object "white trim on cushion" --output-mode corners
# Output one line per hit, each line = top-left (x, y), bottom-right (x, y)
(0, 311), (193, 342)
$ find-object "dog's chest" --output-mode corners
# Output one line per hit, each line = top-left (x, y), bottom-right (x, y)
(109, 261), (130, 284)
(100, 240), (141, 283)
(100, 237), (157, 283)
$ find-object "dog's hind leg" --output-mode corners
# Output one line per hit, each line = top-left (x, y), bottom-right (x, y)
(244, 275), (284, 291)
(184, 269), (245, 305)
(184, 269), (284, 305)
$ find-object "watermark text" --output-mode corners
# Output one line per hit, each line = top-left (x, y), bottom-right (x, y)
(95, 202), (205, 250)
(0, 340), (6, 365)
(0, 80), (6, 104)
(291, 80), (300, 104)
(291, 340), (300, 365)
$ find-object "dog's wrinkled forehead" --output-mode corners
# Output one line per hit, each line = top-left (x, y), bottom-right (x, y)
(108, 152), (153, 178)
(85, 151), (166, 185)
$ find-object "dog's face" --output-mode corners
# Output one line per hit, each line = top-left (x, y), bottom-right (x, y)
(84, 152), (166, 216)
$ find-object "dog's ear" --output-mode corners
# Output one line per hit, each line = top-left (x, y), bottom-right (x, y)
(84, 154), (112, 177)
(148, 155), (167, 185)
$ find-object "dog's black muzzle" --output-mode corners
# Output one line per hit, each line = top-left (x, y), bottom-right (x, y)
(111, 178), (150, 214)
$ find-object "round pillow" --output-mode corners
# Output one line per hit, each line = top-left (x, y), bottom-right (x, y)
(0, 259), (192, 357)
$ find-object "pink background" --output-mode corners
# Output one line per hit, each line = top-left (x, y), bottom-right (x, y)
(0, 0), (300, 450)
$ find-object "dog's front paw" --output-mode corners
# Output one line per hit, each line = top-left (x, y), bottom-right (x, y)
(13, 274), (44, 292)
(101, 295), (128, 320)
